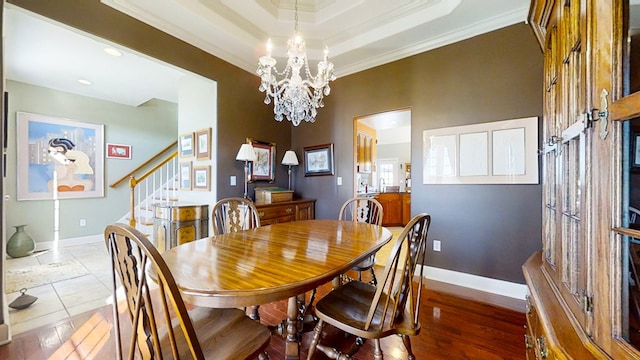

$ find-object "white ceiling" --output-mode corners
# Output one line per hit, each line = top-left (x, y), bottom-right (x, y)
(358, 109), (412, 144)
(3, 0), (529, 116)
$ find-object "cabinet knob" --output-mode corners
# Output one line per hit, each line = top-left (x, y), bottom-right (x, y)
(258, 211), (265, 217)
(286, 208), (293, 214)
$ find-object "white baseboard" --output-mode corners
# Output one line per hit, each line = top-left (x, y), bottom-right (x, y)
(0, 323), (10, 346)
(35, 234), (103, 251)
(421, 265), (527, 300)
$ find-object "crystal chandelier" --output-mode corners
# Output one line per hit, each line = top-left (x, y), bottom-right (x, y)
(257, 0), (336, 126)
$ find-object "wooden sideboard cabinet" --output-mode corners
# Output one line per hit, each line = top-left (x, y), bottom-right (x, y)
(153, 202), (209, 253)
(402, 193), (411, 225)
(255, 199), (316, 225)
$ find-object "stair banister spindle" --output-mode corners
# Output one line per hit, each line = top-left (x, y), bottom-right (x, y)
(138, 180), (143, 225)
(153, 171), (157, 202)
(129, 176), (136, 227)
(172, 158), (177, 201)
(163, 163), (167, 200)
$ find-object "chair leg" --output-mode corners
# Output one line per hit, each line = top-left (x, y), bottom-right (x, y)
(401, 335), (414, 360)
(373, 339), (383, 360)
(316, 343), (351, 360)
(307, 319), (324, 360)
(345, 336), (366, 356)
(249, 305), (260, 320)
(369, 268), (377, 286)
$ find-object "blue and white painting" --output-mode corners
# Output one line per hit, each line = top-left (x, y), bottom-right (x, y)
(17, 112), (104, 200)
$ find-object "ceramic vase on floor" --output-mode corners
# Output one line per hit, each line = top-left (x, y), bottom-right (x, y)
(7, 224), (36, 258)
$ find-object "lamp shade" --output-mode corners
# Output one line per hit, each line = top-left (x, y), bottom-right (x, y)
(236, 143), (257, 161)
(282, 150), (299, 166)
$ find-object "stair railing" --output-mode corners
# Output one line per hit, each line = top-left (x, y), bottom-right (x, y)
(110, 142), (178, 228)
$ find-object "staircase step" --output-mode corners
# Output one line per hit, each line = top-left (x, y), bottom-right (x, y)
(152, 197), (179, 201)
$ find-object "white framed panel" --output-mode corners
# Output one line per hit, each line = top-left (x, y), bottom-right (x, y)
(459, 132), (488, 176)
(423, 117), (538, 184)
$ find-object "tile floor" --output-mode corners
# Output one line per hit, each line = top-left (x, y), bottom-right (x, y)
(4, 241), (115, 335)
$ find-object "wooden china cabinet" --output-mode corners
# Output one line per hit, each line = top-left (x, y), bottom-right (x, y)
(524, 0), (640, 358)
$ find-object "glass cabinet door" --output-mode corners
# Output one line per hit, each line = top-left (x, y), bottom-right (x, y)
(540, 0), (591, 333)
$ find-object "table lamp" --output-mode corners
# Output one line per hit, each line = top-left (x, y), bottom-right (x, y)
(281, 150), (299, 190)
(236, 143), (257, 198)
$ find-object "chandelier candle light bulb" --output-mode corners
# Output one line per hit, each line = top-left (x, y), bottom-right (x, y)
(257, 1), (336, 126)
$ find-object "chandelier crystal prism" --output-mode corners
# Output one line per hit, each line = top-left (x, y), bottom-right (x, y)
(257, 1), (336, 126)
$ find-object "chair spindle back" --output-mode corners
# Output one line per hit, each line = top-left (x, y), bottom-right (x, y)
(338, 197), (384, 226)
(364, 213), (431, 331)
(105, 223), (205, 360)
(212, 197), (261, 235)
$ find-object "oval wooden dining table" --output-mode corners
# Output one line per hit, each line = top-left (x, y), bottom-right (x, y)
(160, 219), (393, 360)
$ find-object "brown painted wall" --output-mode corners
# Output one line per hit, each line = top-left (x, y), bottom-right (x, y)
(293, 23), (543, 283)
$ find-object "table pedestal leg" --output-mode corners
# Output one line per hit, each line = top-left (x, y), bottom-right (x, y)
(285, 295), (300, 359)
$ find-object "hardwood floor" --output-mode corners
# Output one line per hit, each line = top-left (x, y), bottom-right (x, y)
(0, 279), (525, 360)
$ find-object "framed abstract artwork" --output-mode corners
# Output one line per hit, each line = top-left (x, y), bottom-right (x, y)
(16, 112), (104, 200)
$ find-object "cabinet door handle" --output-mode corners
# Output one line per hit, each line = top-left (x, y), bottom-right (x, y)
(286, 208), (293, 214)
(536, 336), (548, 359)
(258, 211), (265, 217)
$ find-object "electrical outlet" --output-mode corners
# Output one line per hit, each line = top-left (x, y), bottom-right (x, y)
(433, 239), (441, 252)
(79, 219), (87, 227)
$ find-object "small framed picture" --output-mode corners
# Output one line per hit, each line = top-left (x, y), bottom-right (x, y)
(247, 138), (276, 182)
(196, 127), (212, 160)
(304, 143), (334, 176)
(192, 165), (210, 191)
(179, 161), (192, 190)
(106, 143), (131, 159)
(179, 132), (194, 157)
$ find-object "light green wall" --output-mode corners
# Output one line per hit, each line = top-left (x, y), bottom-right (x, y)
(5, 80), (177, 244)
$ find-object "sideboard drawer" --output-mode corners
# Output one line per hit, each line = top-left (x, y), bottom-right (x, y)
(260, 214), (296, 225)
(258, 205), (296, 220)
(255, 199), (316, 224)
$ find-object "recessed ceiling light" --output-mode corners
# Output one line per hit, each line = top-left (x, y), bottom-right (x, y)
(104, 47), (122, 57)
(78, 79), (92, 86)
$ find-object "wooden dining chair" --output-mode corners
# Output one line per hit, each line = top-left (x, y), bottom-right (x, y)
(339, 197), (384, 285)
(212, 197), (263, 319)
(307, 213), (431, 360)
(105, 223), (271, 360)
(212, 197), (261, 235)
